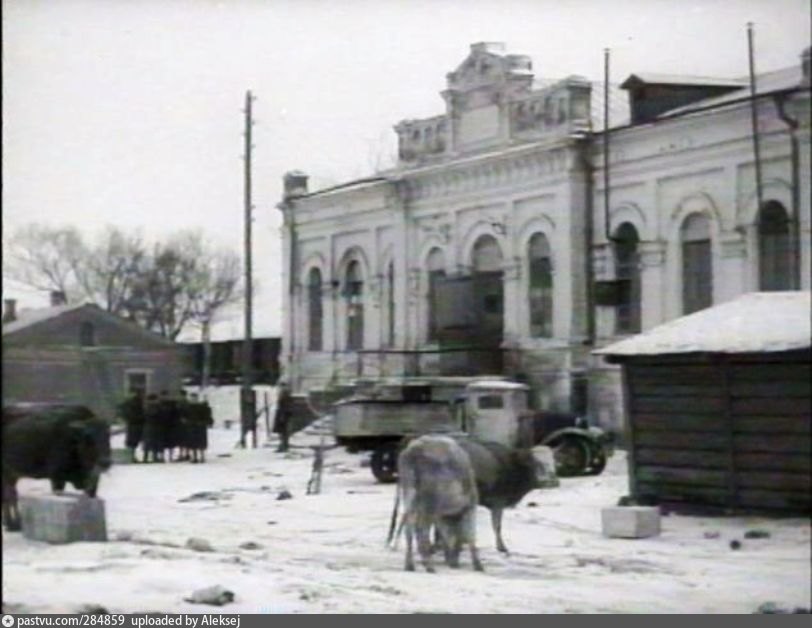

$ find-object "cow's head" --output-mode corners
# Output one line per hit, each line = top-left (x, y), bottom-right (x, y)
(516, 446), (560, 489)
(69, 419), (112, 496)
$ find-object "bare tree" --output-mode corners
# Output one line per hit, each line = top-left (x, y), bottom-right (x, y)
(79, 226), (147, 316)
(3, 223), (87, 300)
(184, 238), (242, 392)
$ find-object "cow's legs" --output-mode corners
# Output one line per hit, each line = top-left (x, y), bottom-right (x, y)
(2, 480), (21, 531)
(415, 515), (436, 573)
(491, 507), (509, 554)
(463, 508), (484, 572)
(404, 516), (416, 572)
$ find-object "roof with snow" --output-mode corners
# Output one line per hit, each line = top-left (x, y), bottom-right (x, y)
(595, 292), (811, 357)
(620, 73), (746, 89)
(659, 65), (803, 118)
(2, 303), (88, 336)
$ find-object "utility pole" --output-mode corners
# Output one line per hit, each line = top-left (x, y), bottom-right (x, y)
(240, 90), (256, 448)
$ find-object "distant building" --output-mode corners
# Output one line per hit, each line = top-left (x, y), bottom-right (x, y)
(2, 292), (183, 420)
(180, 335), (281, 385)
(277, 42), (811, 430)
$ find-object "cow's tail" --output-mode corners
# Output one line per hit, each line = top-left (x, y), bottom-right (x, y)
(386, 484), (401, 548)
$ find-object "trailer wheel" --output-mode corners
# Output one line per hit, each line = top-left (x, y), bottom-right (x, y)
(371, 444), (398, 483)
(553, 437), (589, 477)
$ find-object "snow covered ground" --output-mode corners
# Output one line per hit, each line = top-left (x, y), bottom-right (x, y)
(2, 402), (811, 614)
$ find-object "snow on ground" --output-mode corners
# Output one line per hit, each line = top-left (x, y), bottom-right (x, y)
(3, 419), (811, 613)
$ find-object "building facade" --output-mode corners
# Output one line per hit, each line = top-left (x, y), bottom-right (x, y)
(278, 42), (811, 432)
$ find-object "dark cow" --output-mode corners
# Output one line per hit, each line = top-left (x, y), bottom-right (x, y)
(2, 403), (112, 531)
(396, 434), (484, 573)
(389, 437), (559, 554)
(454, 438), (558, 553)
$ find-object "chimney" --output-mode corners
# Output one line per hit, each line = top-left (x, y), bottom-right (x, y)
(50, 291), (67, 307)
(283, 171), (309, 200)
(3, 299), (17, 324)
(802, 47), (811, 88)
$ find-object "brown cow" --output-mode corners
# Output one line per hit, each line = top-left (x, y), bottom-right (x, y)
(389, 437), (559, 554)
(396, 434), (484, 573)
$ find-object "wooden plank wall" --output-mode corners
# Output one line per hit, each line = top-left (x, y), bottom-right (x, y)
(627, 352), (811, 513)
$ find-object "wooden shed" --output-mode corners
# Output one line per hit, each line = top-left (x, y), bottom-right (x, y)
(596, 292), (811, 514)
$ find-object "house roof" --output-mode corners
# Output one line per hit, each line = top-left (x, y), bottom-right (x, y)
(2, 303), (87, 336)
(658, 65), (803, 118)
(2, 302), (176, 347)
(595, 292), (811, 357)
(620, 73), (746, 89)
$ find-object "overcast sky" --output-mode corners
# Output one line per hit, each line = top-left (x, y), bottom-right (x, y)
(3, 0), (810, 333)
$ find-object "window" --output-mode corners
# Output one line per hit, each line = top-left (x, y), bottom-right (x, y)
(426, 249), (445, 342)
(758, 201), (795, 291)
(79, 321), (96, 346)
(528, 233), (553, 337)
(477, 394), (504, 410)
(681, 213), (713, 314)
(344, 261), (364, 350)
(613, 223), (641, 334)
(307, 268), (323, 351)
(125, 370), (150, 396)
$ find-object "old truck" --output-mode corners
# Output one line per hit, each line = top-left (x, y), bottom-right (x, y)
(332, 377), (613, 482)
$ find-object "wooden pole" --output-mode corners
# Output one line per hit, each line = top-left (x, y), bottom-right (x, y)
(241, 90), (255, 448)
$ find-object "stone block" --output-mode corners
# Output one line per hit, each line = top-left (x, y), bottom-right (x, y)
(601, 506), (661, 539)
(19, 493), (107, 543)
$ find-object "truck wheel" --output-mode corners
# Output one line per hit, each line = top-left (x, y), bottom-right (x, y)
(371, 445), (398, 483)
(553, 437), (589, 477)
(586, 448), (607, 475)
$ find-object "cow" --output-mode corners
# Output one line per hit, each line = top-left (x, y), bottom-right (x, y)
(2, 403), (112, 531)
(455, 438), (559, 554)
(388, 437), (559, 555)
(396, 434), (484, 573)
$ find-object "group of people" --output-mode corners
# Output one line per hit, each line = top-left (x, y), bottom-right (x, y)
(118, 390), (214, 464)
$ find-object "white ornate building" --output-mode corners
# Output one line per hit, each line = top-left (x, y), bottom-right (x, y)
(277, 42), (810, 433)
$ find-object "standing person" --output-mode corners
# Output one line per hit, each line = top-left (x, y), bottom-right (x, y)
(273, 381), (293, 453)
(158, 390), (180, 462)
(142, 393), (163, 463)
(176, 390), (192, 462)
(188, 393), (214, 463)
(118, 390), (145, 463)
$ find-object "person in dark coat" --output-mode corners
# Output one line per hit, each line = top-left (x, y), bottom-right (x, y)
(187, 393), (213, 463)
(273, 381), (293, 453)
(176, 390), (192, 462)
(142, 393), (164, 463)
(118, 390), (145, 463)
(158, 390), (181, 462)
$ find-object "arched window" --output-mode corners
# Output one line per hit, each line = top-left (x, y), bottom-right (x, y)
(613, 223), (641, 334)
(528, 233), (553, 337)
(472, 234), (504, 340)
(79, 321), (95, 347)
(344, 261), (364, 350)
(385, 262), (396, 347)
(758, 201), (794, 291)
(426, 248), (445, 342)
(681, 213), (713, 314)
(307, 268), (322, 351)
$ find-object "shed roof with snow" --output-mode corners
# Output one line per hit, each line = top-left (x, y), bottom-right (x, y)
(595, 292), (811, 358)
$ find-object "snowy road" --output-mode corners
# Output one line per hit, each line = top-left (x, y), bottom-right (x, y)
(2, 426), (810, 614)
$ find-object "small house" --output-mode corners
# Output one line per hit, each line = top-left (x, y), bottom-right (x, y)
(596, 292), (811, 514)
(2, 294), (183, 421)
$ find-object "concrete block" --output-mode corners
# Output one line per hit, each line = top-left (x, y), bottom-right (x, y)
(601, 506), (661, 539)
(19, 493), (107, 544)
